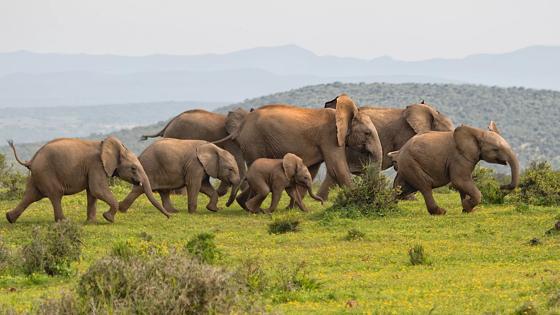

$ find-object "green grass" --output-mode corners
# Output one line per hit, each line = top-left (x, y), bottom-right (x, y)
(1, 187), (560, 314)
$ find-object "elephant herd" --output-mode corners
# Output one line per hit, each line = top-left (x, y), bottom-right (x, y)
(4, 93), (520, 223)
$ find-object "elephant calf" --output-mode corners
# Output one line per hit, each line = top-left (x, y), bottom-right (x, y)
(6, 137), (171, 223)
(118, 139), (240, 214)
(227, 153), (323, 213)
(389, 121), (519, 215)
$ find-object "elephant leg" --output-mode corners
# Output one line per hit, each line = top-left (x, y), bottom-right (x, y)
(86, 189), (97, 223)
(6, 182), (43, 223)
(246, 184), (269, 214)
(48, 194), (65, 222)
(288, 163), (321, 208)
(93, 188), (119, 223)
(266, 187), (282, 214)
(393, 174), (418, 199)
(159, 190), (180, 213)
(453, 180), (482, 213)
(216, 181), (229, 197)
(118, 186), (143, 213)
(236, 187), (252, 211)
(185, 180), (202, 213)
(287, 186), (308, 212)
(420, 189), (446, 215)
(317, 173), (336, 201)
(200, 178), (220, 212)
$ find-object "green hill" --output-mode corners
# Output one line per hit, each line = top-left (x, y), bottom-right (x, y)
(3, 82), (559, 169)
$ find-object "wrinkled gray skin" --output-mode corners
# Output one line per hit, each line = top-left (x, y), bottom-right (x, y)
(216, 94), (382, 209)
(6, 137), (170, 223)
(140, 109), (247, 197)
(389, 122), (519, 215)
(119, 139), (240, 213)
(227, 153), (323, 213)
(319, 99), (455, 199)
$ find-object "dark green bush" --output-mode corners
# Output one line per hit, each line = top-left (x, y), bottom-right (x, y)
(344, 228), (366, 241)
(511, 161), (560, 206)
(408, 244), (428, 266)
(77, 253), (251, 314)
(20, 220), (82, 276)
(185, 232), (222, 264)
(326, 163), (400, 218)
(268, 217), (300, 234)
(472, 165), (507, 204)
(0, 153), (26, 201)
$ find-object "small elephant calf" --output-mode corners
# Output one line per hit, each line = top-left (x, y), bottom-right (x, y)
(119, 139), (240, 214)
(228, 153), (323, 213)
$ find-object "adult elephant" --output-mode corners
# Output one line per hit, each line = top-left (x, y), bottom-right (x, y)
(217, 94), (382, 206)
(140, 109), (248, 196)
(318, 99), (454, 199)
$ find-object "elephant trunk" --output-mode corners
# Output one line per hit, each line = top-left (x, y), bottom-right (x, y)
(306, 184), (324, 204)
(501, 149), (520, 191)
(139, 171), (171, 218)
(226, 177), (244, 207)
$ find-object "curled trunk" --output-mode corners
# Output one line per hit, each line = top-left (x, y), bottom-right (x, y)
(501, 150), (520, 191)
(140, 171), (171, 218)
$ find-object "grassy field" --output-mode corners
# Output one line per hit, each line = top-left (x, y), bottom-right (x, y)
(1, 185), (559, 314)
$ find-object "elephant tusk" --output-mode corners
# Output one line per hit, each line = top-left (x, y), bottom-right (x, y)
(139, 181), (143, 187)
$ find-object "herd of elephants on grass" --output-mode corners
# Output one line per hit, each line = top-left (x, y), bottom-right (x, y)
(5, 93), (520, 223)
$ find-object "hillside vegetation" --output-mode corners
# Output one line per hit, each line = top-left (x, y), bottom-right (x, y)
(2, 82), (559, 169)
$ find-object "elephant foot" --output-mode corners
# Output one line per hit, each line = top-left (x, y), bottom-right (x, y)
(428, 207), (447, 215)
(462, 207), (476, 213)
(166, 207), (180, 214)
(5, 212), (16, 224)
(102, 211), (115, 223)
(206, 204), (220, 212)
(188, 208), (197, 214)
(54, 216), (67, 222)
(85, 218), (97, 224)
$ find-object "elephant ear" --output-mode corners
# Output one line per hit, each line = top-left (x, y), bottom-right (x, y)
(100, 136), (124, 177)
(335, 94), (358, 147)
(488, 121), (500, 134)
(403, 104), (434, 134)
(453, 125), (482, 162)
(282, 153), (301, 179)
(225, 108), (248, 139)
(196, 143), (219, 178)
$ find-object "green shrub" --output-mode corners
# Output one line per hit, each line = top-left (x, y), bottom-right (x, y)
(110, 240), (135, 260)
(0, 153), (26, 201)
(326, 163), (400, 218)
(235, 257), (269, 294)
(185, 232), (221, 264)
(472, 165), (507, 204)
(34, 291), (82, 315)
(514, 301), (538, 315)
(77, 252), (252, 314)
(0, 237), (11, 275)
(271, 261), (321, 303)
(408, 244), (428, 266)
(20, 220), (82, 276)
(344, 228), (366, 241)
(268, 217), (300, 234)
(512, 161), (560, 206)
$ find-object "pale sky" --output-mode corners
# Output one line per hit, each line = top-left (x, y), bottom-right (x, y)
(1, 0), (559, 60)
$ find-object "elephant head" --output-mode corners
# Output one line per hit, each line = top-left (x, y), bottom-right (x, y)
(331, 94), (382, 166)
(403, 102), (454, 133)
(100, 136), (171, 218)
(196, 143), (241, 186)
(282, 153), (323, 203)
(453, 121), (520, 190)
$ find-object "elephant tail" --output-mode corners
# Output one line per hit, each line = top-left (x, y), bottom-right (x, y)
(7, 140), (31, 169)
(387, 151), (400, 171)
(140, 113), (183, 141)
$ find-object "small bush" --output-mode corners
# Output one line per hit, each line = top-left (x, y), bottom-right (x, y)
(326, 163), (400, 218)
(344, 228), (366, 241)
(268, 217), (300, 234)
(185, 232), (221, 264)
(0, 153), (26, 201)
(77, 252), (252, 314)
(271, 261), (321, 303)
(110, 240), (135, 260)
(514, 301), (538, 315)
(235, 257), (269, 294)
(408, 244), (428, 266)
(0, 237), (12, 275)
(511, 161), (560, 206)
(20, 220), (82, 276)
(35, 291), (82, 315)
(472, 166), (507, 204)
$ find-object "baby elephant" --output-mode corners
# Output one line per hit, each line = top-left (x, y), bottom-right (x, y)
(6, 137), (170, 223)
(227, 153), (323, 213)
(389, 121), (519, 215)
(119, 139), (240, 214)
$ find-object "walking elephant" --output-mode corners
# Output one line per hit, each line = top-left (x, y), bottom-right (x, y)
(119, 139), (240, 214)
(216, 93), (383, 207)
(318, 99), (454, 199)
(140, 109), (248, 196)
(5, 137), (171, 223)
(389, 121), (519, 215)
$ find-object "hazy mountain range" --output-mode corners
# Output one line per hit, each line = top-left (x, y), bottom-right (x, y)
(1, 45), (559, 108)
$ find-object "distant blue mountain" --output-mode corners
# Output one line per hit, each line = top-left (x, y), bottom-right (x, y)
(0, 45), (558, 107)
